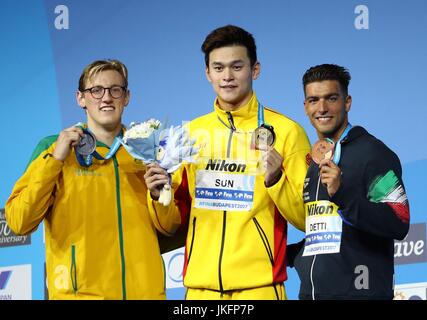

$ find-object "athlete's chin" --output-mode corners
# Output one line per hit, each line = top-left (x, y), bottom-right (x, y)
(218, 93), (237, 102)
(314, 125), (337, 137)
(218, 94), (247, 107)
(93, 117), (121, 130)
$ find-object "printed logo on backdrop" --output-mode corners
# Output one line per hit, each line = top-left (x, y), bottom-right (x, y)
(0, 271), (12, 290)
(394, 223), (427, 265)
(0, 208), (31, 248)
(0, 265), (32, 300)
(162, 247), (185, 289)
(394, 282), (427, 300)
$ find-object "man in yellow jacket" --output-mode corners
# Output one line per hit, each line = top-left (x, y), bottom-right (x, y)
(6, 59), (179, 299)
(144, 25), (311, 299)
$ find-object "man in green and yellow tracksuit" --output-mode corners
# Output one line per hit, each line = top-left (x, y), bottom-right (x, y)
(6, 60), (179, 299)
(144, 25), (311, 300)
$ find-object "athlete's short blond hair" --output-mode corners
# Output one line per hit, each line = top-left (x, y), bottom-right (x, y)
(78, 59), (128, 91)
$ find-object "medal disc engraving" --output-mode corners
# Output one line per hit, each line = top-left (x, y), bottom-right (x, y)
(252, 125), (275, 150)
(311, 139), (334, 164)
(75, 130), (96, 156)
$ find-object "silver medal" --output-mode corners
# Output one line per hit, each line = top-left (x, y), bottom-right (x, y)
(75, 130), (96, 156)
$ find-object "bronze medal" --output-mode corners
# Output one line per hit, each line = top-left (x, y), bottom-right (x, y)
(75, 130), (97, 156)
(252, 124), (275, 150)
(311, 139), (335, 164)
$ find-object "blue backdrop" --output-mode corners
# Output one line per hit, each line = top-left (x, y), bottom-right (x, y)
(0, 0), (426, 300)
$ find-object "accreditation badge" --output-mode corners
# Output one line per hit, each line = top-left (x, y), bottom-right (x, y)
(194, 159), (255, 212)
(251, 124), (275, 150)
(75, 130), (97, 156)
(302, 200), (343, 256)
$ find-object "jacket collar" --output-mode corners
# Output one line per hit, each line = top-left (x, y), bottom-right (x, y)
(342, 125), (368, 144)
(214, 92), (259, 129)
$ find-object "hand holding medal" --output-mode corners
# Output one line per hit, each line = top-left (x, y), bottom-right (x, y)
(53, 126), (86, 162)
(311, 139), (335, 164)
(251, 123), (283, 187)
(251, 123), (276, 151)
(75, 129), (96, 157)
(312, 139), (341, 197)
(312, 124), (353, 197)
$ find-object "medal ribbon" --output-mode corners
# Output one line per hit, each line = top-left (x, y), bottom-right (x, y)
(326, 123), (352, 165)
(75, 124), (123, 167)
(257, 101), (265, 127)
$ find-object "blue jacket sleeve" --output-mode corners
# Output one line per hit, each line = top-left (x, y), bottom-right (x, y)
(331, 146), (410, 240)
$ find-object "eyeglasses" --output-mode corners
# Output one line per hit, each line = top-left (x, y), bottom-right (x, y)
(82, 85), (127, 99)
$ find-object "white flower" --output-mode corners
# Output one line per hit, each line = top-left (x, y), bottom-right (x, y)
(123, 119), (161, 143)
(119, 119), (198, 206)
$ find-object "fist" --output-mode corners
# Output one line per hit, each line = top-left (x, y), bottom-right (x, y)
(262, 146), (283, 187)
(319, 159), (341, 197)
(53, 126), (84, 161)
(144, 163), (170, 201)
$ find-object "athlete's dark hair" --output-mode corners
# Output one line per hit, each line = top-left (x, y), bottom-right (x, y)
(201, 25), (257, 67)
(302, 64), (351, 96)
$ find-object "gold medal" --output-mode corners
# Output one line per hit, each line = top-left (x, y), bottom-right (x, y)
(251, 124), (275, 150)
(311, 139), (334, 164)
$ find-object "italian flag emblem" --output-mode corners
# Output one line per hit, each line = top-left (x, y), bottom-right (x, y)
(368, 170), (410, 223)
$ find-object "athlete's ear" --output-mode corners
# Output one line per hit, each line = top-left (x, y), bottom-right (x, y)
(345, 95), (352, 113)
(205, 66), (212, 83)
(303, 94), (309, 115)
(123, 89), (130, 107)
(252, 62), (260, 80)
(76, 90), (86, 110)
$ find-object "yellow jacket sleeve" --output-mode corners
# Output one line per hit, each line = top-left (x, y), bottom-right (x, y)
(6, 144), (63, 235)
(146, 164), (188, 236)
(266, 123), (310, 231)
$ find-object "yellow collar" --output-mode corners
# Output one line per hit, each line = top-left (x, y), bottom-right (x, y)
(214, 92), (259, 130)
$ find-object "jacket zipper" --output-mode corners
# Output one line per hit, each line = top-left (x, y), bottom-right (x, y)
(187, 217), (197, 264)
(217, 112), (236, 294)
(113, 155), (127, 300)
(310, 174), (322, 300)
(310, 255), (317, 300)
(70, 244), (77, 295)
(218, 210), (227, 294)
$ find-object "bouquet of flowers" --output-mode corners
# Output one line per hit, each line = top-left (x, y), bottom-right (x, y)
(119, 119), (198, 205)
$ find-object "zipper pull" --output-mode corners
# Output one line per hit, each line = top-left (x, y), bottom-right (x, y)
(226, 112), (236, 131)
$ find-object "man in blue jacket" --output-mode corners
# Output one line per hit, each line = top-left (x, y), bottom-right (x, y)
(288, 64), (410, 300)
